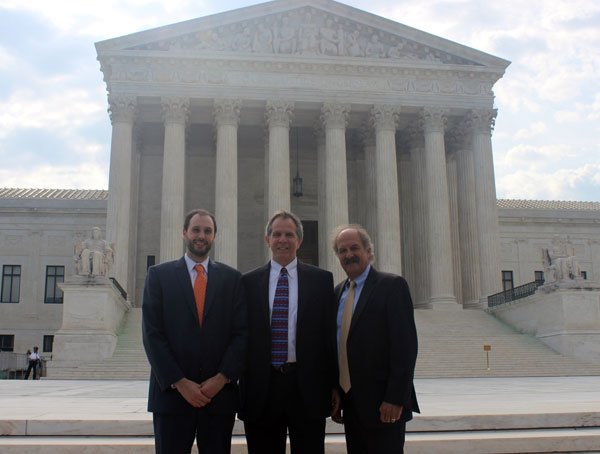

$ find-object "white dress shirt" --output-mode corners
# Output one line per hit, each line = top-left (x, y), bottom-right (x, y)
(184, 253), (210, 286)
(269, 258), (298, 363)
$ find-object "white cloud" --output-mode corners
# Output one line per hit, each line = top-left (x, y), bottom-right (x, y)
(0, 162), (108, 190)
(514, 122), (547, 139)
(554, 110), (581, 123)
(0, 88), (103, 138)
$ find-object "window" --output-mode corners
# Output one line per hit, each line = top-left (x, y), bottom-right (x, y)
(147, 255), (156, 270)
(581, 271), (587, 280)
(0, 335), (14, 352)
(502, 270), (514, 291)
(44, 266), (64, 304)
(1, 265), (21, 303)
(534, 271), (545, 285)
(43, 335), (54, 353)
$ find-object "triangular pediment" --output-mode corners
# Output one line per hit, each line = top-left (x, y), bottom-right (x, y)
(96, 0), (509, 70)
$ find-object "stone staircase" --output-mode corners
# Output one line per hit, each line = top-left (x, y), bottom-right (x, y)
(46, 307), (150, 380)
(46, 305), (600, 380)
(414, 307), (600, 377)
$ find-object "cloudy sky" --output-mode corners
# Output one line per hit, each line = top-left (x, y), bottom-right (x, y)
(0, 0), (598, 201)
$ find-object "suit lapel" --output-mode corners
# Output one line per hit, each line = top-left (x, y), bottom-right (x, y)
(174, 257), (198, 320)
(296, 261), (308, 330)
(258, 263), (271, 324)
(349, 267), (377, 335)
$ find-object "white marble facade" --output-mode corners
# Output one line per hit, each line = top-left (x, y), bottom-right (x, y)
(96, 0), (511, 308)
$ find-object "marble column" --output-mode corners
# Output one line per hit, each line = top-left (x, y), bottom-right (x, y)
(159, 97), (189, 263)
(470, 109), (502, 306)
(398, 148), (415, 287)
(265, 100), (294, 215)
(321, 103), (350, 283)
(406, 122), (430, 308)
(360, 124), (377, 249)
(445, 149), (463, 306)
(314, 125), (327, 268)
(106, 95), (137, 294)
(371, 105), (402, 275)
(421, 107), (457, 307)
(454, 122), (481, 308)
(214, 99), (242, 267)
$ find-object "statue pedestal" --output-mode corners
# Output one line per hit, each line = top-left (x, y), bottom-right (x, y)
(50, 277), (131, 367)
(490, 288), (600, 364)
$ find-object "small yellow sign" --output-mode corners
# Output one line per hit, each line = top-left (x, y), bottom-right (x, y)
(483, 345), (491, 351)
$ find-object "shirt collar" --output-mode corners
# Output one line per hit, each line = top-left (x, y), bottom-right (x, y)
(348, 264), (370, 288)
(185, 253), (210, 276)
(270, 257), (298, 275)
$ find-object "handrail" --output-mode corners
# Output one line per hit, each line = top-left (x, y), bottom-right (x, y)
(488, 280), (543, 308)
(109, 277), (128, 300)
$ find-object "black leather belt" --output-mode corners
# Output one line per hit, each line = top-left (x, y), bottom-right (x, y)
(272, 362), (297, 375)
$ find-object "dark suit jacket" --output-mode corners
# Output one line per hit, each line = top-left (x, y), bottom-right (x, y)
(335, 266), (420, 428)
(142, 257), (247, 415)
(239, 260), (336, 421)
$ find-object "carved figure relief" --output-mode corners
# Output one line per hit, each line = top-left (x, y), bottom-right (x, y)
(127, 7), (476, 66)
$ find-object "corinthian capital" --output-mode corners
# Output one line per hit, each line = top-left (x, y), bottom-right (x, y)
(161, 97), (190, 125)
(370, 105), (400, 132)
(108, 95), (137, 124)
(468, 108), (497, 135)
(420, 106), (448, 133)
(265, 100), (295, 128)
(320, 103), (350, 129)
(213, 99), (242, 127)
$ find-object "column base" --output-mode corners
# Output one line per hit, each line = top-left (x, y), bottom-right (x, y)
(430, 296), (460, 310)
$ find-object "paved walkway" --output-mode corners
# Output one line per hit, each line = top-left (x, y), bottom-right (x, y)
(2, 376), (600, 433)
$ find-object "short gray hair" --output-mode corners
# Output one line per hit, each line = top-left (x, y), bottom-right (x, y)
(330, 224), (375, 263)
(265, 210), (304, 240)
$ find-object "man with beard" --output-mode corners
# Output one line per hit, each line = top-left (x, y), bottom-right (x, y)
(142, 209), (247, 454)
(331, 224), (419, 454)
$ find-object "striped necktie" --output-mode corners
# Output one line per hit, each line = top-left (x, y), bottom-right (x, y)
(271, 267), (289, 367)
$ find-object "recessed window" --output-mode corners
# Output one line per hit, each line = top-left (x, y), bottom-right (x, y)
(1, 265), (21, 303)
(44, 266), (65, 304)
(0, 334), (14, 352)
(43, 335), (54, 353)
(581, 271), (587, 280)
(534, 271), (545, 285)
(502, 270), (514, 291)
(147, 255), (156, 270)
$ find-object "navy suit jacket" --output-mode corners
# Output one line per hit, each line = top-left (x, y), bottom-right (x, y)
(335, 267), (420, 427)
(239, 260), (337, 421)
(142, 256), (247, 415)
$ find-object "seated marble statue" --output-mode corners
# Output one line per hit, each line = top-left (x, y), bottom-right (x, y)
(75, 227), (115, 277)
(542, 236), (581, 283)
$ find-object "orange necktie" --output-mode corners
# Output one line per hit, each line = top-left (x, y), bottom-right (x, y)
(193, 264), (207, 327)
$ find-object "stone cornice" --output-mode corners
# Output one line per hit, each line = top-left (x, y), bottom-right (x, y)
(98, 54), (502, 99)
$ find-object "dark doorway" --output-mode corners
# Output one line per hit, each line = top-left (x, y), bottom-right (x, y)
(297, 220), (318, 266)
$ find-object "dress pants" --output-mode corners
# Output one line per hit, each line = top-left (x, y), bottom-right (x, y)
(244, 366), (326, 454)
(342, 390), (406, 454)
(153, 408), (235, 454)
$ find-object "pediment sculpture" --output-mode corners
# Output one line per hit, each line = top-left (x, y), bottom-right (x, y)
(127, 7), (477, 66)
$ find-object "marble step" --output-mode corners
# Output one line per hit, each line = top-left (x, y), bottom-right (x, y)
(3, 429), (600, 454)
